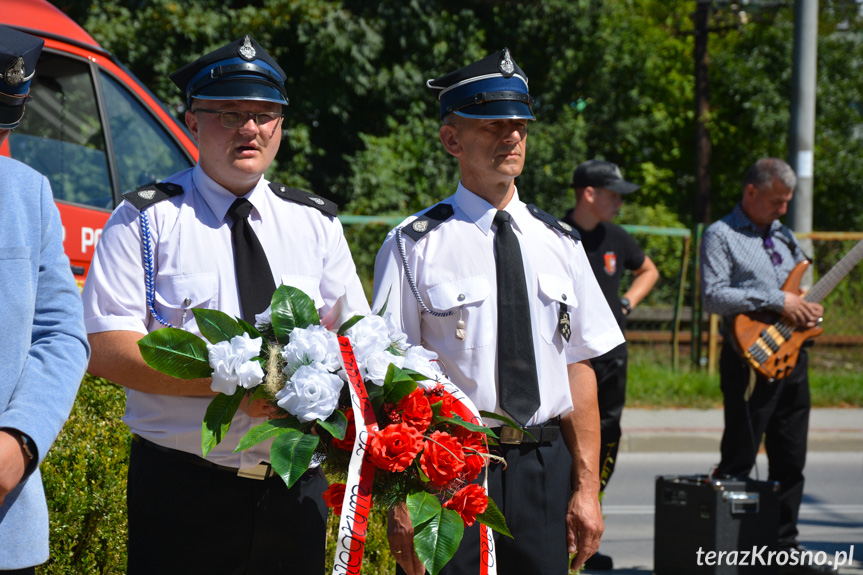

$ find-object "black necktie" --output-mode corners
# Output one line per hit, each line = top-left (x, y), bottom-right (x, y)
(494, 210), (541, 426)
(228, 198), (277, 323)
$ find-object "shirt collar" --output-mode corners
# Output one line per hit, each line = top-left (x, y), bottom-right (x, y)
(730, 203), (781, 237)
(453, 181), (527, 235)
(193, 165), (268, 223)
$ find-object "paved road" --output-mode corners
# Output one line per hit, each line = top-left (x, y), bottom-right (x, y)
(586, 451), (863, 574)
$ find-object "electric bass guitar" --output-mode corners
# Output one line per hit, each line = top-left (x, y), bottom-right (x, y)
(732, 238), (863, 381)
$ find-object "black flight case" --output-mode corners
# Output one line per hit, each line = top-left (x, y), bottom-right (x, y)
(654, 474), (780, 575)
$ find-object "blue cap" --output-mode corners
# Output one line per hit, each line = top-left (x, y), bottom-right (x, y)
(0, 25), (44, 130)
(427, 48), (534, 121)
(170, 35), (288, 106)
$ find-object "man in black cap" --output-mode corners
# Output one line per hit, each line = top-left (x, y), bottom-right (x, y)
(82, 36), (368, 574)
(0, 25), (90, 574)
(562, 159), (658, 570)
(373, 50), (623, 574)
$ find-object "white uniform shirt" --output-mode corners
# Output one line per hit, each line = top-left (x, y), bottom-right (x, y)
(82, 165), (369, 468)
(372, 183), (624, 426)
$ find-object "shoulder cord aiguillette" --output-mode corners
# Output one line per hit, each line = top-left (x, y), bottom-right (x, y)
(140, 211), (175, 328)
(396, 225), (452, 318)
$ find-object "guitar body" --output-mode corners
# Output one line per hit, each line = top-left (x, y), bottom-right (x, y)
(732, 260), (824, 381)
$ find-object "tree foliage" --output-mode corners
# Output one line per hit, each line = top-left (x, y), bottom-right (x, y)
(54, 0), (863, 233)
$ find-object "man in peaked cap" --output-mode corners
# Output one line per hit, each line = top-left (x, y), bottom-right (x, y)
(1, 26), (90, 573)
(374, 49), (623, 574)
(82, 36), (368, 574)
(562, 159), (659, 571)
(0, 25), (44, 130)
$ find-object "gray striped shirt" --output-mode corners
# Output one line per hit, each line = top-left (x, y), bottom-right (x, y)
(700, 204), (806, 323)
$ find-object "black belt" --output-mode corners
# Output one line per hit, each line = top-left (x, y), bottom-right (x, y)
(132, 434), (276, 480)
(491, 417), (561, 445)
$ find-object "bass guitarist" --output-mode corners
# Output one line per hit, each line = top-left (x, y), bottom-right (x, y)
(700, 158), (833, 575)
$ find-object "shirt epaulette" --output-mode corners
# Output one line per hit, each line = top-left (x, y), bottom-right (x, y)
(401, 203), (455, 242)
(123, 182), (184, 211)
(527, 204), (581, 241)
(269, 182), (338, 217)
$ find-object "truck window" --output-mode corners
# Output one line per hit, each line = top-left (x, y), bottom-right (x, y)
(99, 72), (193, 195)
(7, 51), (113, 209)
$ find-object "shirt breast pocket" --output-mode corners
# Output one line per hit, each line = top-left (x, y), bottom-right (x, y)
(536, 273), (577, 346)
(426, 276), (492, 350)
(154, 273), (218, 328)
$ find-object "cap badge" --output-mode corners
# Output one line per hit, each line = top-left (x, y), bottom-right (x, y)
(412, 220), (429, 233)
(238, 35), (256, 61)
(4, 57), (27, 87)
(138, 189), (156, 201)
(498, 49), (515, 77)
(310, 196), (325, 206)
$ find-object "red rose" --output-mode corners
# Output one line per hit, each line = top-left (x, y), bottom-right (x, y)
(397, 388), (433, 434)
(322, 482), (347, 516)
(332, 408), (356, 451)
(368, 423), (423, 473)
(444, 484), (488, 527)
(426, 385), (455, 418)
(420, 431), (466, 486)
(459, 431), (488, 483)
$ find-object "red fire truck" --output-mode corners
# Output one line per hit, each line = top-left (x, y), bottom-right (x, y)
(1, 0), (198, 286)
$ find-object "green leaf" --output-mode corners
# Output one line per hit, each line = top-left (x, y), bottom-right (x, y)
(336, 314), (364, 336)
(234, 416), (302, 452)
(477, 496), (512, 538)
(413, 506), (464, 575)
(270, 429), (319, 489)
(201, 388), (245, 457)
(478, 410), (521, 429)
(237, 318), (262, 338)
(193, 308), (244, 344)
(270, 285), (321, 344)
(435, 415), (499, 440)
(407, 492), (441, 527)
(316, 409), (348, 440)
(376, 286), (392, 317)
(382, 365), (418, 405)
(138, 328), (212, 379)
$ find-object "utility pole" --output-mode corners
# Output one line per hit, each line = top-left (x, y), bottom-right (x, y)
(788, 0), (818, 289)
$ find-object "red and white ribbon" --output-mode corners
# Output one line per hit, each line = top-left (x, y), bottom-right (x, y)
(333, 337), (497, 575)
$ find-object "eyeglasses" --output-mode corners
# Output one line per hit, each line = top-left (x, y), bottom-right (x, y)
(762, 236), (783, 266)
(192, 108), (283, 129)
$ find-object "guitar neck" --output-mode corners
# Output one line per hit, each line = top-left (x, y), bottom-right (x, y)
(804, 238), (863, 303)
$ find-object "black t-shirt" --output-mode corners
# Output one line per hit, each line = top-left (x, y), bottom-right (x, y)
(563, 210), (645, 359)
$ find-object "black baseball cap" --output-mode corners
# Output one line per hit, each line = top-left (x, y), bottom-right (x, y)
(572, 160), (640, 194)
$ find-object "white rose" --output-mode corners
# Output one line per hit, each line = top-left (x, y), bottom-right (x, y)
(276, 364), (344, 422)
(363, 350), (403, 386)
(402, 346), (443, 381)
(281, 325), (341, 376)
(206, 333), (264, 395)
(254, 307), (272, 330)
(345, 315), (391, 363)
(384, 314), (408, 351)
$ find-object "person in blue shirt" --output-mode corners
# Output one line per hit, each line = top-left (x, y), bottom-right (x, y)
(0, 25), (90, 574)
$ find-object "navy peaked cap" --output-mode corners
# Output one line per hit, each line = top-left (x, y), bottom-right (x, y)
(170, 35), (288, 106)
(572, 160), (640, 195)
(427, 48), (534, 120)
(0, 25), (44, 130)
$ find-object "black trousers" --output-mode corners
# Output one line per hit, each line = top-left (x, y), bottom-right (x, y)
(717, 340), (810, 549)
(127, 438), (328, 575)
(397, 426), (572, 575)
(594, 353), (628, 493)
(1, 568), (35, 574)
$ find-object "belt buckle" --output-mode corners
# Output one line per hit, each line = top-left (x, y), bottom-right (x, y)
(237, 463), (272, 480)
(499, 426), (524, 445)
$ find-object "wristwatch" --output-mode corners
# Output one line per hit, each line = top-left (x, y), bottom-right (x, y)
(3, 429), (34, 465)
(620, 297), (632, 316)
